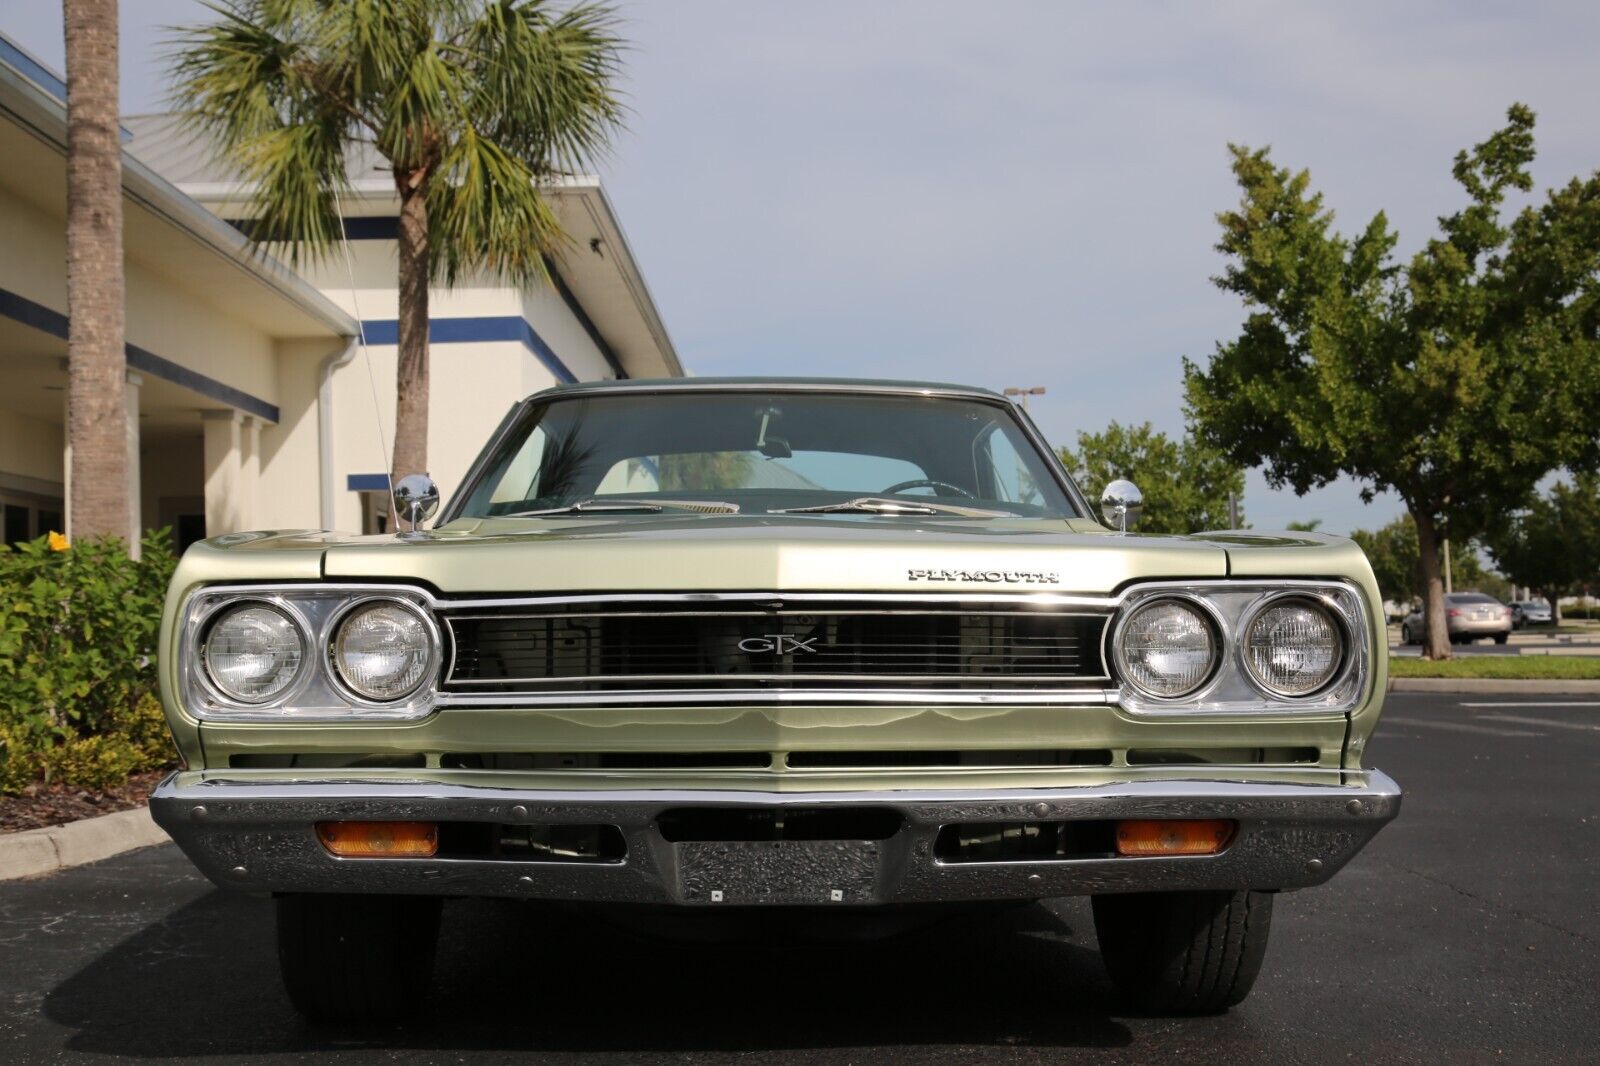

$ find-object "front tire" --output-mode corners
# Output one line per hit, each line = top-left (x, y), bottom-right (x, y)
(277, 894), (442, 1022)
(1400, 624), (1413, 645)
(1493, 631), (1509, 645)
(1092, 890), (1273, 1014)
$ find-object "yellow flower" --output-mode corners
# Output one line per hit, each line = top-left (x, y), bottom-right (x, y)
(47, 531), (69, 552)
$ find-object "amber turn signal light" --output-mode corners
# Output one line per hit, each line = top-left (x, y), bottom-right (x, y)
(1114, 819), (1235, 857)
(316, 821), (439, 858)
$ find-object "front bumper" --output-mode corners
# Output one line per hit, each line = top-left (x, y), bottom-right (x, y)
(151, 770), (1400, 905)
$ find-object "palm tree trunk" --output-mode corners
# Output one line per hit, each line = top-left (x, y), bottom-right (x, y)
(391, 181), (429, 484)
(1413, 508), (1451, 660)
(63, 0), (127, 545)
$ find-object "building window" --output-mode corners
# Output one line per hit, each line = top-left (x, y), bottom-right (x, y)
(0, 491), (66, 548)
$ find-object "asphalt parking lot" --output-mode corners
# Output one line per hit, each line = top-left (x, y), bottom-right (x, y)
(2, 691), (1596, 1064)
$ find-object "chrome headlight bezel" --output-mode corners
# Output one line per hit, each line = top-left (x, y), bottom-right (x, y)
(179, 584), (442, 722)
(1109, 580), (1369, 716)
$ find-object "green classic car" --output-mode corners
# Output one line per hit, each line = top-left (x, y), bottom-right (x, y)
(151, 378), (1400, 1020)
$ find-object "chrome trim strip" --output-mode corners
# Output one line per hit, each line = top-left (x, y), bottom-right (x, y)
(435, 687), (1119, 708)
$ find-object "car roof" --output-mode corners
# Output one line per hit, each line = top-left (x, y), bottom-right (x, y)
(527, 377), (1009, 403)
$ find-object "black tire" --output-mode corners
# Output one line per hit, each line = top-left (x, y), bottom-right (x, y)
(1400, 624), (1412, 645)
(1493, 631), (1509, 645)
(1092, 890), (1273, 1014)
(277, 893), (442, 1022)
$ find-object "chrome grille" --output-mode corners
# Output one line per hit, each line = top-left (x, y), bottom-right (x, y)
(443, 603), (1109, 692)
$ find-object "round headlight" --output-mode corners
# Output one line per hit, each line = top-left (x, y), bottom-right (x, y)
(1116, 599), (1218, 699)
(1243, 599), (1342, 696)
(332, 602), (433, 701)
(203, 604), (304, 703)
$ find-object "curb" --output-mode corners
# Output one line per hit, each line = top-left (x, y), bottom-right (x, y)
(0, 805), (171, 882)
(1389, 678), (1600, 695)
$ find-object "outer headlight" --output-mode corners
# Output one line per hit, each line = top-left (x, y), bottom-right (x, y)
(331, 601), (434, 701)
(1115, 599), (1218, 699)
(1242, 598), (1343, 696)
(202, 604), (305, 703)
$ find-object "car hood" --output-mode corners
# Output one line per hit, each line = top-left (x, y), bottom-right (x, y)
(176, 515), (1372, 597)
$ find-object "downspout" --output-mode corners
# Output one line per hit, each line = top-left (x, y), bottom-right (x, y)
(317, 337), (359, 530)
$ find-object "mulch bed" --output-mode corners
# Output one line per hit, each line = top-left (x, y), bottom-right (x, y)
(0, 769), (170, 834)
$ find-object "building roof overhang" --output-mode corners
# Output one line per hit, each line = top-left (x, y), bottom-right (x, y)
(0, 45), (357, 341)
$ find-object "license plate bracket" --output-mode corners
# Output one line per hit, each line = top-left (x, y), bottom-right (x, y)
(677, 839), (882, 905)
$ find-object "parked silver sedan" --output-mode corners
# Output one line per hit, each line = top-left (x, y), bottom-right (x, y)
(1510, 600), (1553, 628)
(1401, 593), (1512, 645)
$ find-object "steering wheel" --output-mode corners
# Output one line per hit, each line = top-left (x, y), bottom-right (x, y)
(878, 478), (975, 499)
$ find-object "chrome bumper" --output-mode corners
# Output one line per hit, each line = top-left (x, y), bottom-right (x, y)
(150, 771), (1401, 905)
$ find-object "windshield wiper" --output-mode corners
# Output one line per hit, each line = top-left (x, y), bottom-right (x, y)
(768, 496), (1012, 518)
(500, 498), (739, 518)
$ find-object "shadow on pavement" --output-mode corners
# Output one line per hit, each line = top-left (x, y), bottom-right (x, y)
(44, 890), (1134, 1057)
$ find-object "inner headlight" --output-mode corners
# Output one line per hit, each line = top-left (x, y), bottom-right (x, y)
(331, 601), (434, 701)
(203, 604), (304, 703)
(1116, 599), (1218, 698)
(1243, 598), (1342, 696)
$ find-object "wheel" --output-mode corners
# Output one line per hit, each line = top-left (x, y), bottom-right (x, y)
(1092, 890), (1274, 1014)
(277, 893), (442, 1022)
(1493, 631), (1509, 645)
(1400, 624), (1412, 645)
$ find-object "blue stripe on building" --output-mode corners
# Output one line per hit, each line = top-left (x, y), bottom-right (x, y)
(346, 473), (391, 492)
(360, 316), (578, 384)
(0, 285), (280, 422)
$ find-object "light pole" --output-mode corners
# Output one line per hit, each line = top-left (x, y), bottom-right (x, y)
(1004, 385), (1046, 411)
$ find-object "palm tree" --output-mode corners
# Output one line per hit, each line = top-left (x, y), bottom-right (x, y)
(170, 0), (625, 486)
(64, 0), (129, 544)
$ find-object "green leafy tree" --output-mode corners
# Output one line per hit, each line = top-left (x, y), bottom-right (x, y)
(171, 0), (626, 488)
(1186, 105), (1600, 658)
(1285, 519), (1322, 532)
(1062, 421), (1245, 535)
(1351, 514), (1508, 609)
(1483, 475), (1600, 623)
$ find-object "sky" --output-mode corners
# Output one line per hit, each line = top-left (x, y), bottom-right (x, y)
(7, 0), (1598, 535)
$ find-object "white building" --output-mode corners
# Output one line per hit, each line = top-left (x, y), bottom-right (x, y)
(0, 33), (681, 552)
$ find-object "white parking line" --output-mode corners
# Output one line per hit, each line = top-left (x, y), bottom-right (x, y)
(1475, 713), (1600, 733)
(1459, 702), (1600, 708)
(1382, 716), (1540, 738)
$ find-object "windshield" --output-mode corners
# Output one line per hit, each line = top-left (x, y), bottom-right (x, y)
(454, 390), (1081, 519)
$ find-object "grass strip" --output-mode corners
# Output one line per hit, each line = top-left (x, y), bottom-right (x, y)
(1389, 656), (1600, 679)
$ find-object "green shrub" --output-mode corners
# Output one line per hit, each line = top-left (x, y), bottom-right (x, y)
(0, 531), (177, 795)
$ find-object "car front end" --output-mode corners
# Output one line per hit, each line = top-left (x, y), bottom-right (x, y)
(150, 379), (1400, 1018)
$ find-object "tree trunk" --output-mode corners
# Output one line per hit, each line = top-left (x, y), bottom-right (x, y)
(63, 0), (127, 545)
(1413, 508), (1452, 660)
(1541, 587), (1562, 626)
(391, 180), (429, 485)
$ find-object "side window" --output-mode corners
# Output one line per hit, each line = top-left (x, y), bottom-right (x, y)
(977, 426), (1044, 505)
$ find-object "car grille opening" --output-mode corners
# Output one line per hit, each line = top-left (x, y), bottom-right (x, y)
(228, 753), (426, 769)
(1125, 747), (1321, 766)
(934, 821), (1119, 863)
(657, 807), (904, 843)
(785, 749), (1113, 769)
(442, 601), (1109, 693)
(440, 751), (772, 770)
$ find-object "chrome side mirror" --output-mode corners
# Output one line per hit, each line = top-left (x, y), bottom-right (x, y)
(1100, 479), (1143, 532)
(393, 473), (440, 536)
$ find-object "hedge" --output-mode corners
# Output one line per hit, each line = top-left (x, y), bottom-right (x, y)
(0, 531), (177, 795)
